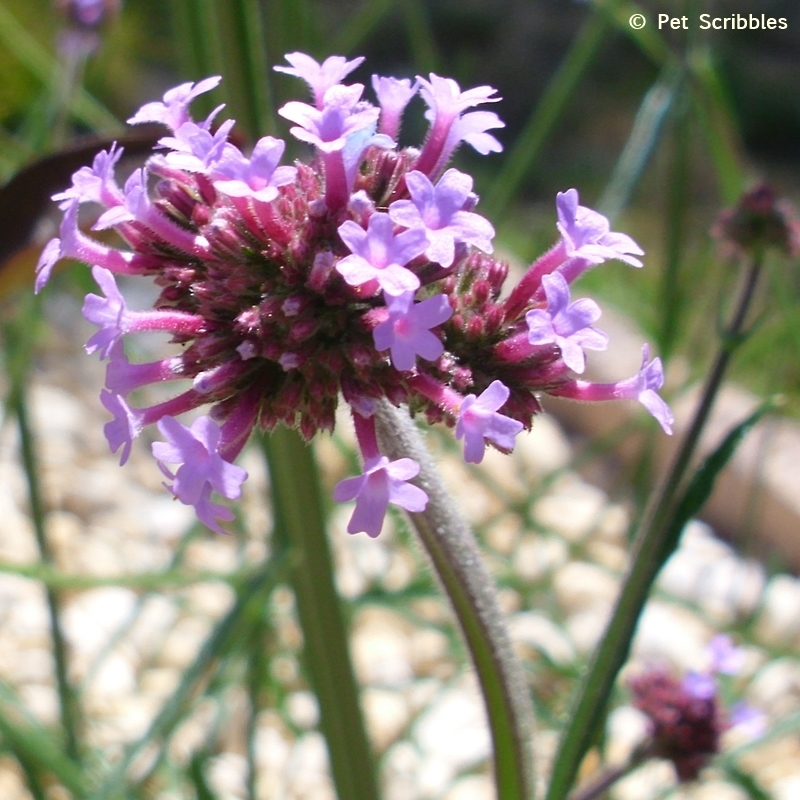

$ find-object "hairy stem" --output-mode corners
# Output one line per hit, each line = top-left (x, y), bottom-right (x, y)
(375, 401), (535, 800)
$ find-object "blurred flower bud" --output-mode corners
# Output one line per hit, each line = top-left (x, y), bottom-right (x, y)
(713, 184), (800, 257)
(56, 0), (120, 29)
(55, 0), (120, 57)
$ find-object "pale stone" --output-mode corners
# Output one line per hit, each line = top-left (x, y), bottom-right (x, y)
(18, 683), (59, 725)
(774, 774), (800, 800)
(508, 611), (576, 665)
(85, 650), (137, 702)
(383, 741), (423, 800)
(182, 538), (239, 574)
(753, 575), (800, 647)
(285, 691), (320, 730)
(0, 757), (33, 800)
(185, 581), (236, 620)
(0, 647), (53, 683)
(206, 752), (248, 799)
(382, 548), (417, 592)
(126, 596), (180, 658)
(605, 705), (649, 765)
(352, 607), (414, 686)
(564, 607), (613, 653)
(413, 674), (490, 796)
(409, 627), (450, 674)
(659, 529), (766, 625)
(139, 667), (180, 701)
(532, 475), (608, 543)
(746, 658), (800, 718)
(61, 587), (138, 661)
(285, 733), (334, 800)
(515, 413), (572, 477)
(362, 688), (409, 750)
(443, 773), (494, 800)
(157, 616), (214, 670)
(475, 446), (527, 501)
(254, 713), (292, 773)
(552, 561), (619, 613)
(611, 759), (675, 800)
(677, 781), (749, 800)
(585, 539), (628, 572)
(485, 513), (523, 555)
(513, 534), (569, 582)
(438, 459), (502, 524)
(594, 503), (630, 545)
(168, 698), (219, 764)
(633, 601), (713, 672)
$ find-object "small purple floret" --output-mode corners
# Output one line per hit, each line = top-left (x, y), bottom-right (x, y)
(100, 390), (143, 466)
(455, 380), (524, 464)
(333, 455), (428, 537)
(152, 415), (248, 534)
(213, 136), (297, 203)
(373, 291), (452, 370)
(389, 169), (494, 268)
(337, 213), (428, 296)
(525, 272), (608, 374)
(556, 188), (644, 267)
(275, 52), (365, 109)
(279, 84), (379, 154)
(128, 76), (222, 131)
(52, 142), (124, 209)
(83, 266), (128, 358)
(372, 75), (418, 139)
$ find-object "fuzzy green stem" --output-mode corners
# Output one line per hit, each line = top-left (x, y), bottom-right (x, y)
(375, 401), (535, 800)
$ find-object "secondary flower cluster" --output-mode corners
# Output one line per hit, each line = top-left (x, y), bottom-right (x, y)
(629, 635), (764, 782)
(36, 53), (673, 535)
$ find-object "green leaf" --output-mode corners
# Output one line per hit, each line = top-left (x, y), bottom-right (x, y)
(659, 399), (777, 564)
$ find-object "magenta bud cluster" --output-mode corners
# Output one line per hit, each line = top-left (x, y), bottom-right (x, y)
(37, 52), (673, 536)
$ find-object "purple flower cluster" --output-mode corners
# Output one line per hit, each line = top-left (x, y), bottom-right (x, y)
(37, 53), (673, 536)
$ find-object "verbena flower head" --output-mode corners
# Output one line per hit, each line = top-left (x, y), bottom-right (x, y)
(629, 635), (764, 782)
(36, 53), (671, 536)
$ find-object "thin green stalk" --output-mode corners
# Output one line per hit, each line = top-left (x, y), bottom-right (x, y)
(261, 427), (379, 800)
(13, 394), (81, 762)
(659, 80), (691, 362)
(568, 744), (652, 800)
(401, 0), (440, 74)
(331, 0), (399, 56)
(375, 401), (535, 800)
(484, 7), (612, 219)
(0, 698), (86, 797)
(544, 253), (765, 800)
(0, 3), (121, 134)
(211, 0), (277, 139)
(598, 66), (680, 222)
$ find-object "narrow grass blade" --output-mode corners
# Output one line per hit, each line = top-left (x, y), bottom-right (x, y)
(261, 427), (380, 800)
(0, 3), (121, 133)
(484, 9), (611, 219)
(598, 66), (680, 222)
(0, 686), (87, 797)
(690, 50), (746, 204)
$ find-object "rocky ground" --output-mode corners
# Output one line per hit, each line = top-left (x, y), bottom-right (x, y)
(0, 290), (799, 799)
